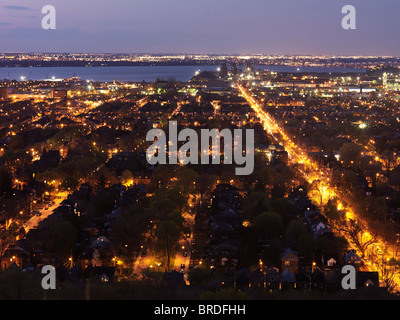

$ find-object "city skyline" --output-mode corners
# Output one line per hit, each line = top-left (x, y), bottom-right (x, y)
(0, 0), (399, 55)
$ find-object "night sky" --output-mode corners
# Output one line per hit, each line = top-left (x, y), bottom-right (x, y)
(0, 0), (398, 55)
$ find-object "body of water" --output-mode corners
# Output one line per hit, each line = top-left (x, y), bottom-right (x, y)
(0, 65), (365, 83)
(0, 66), (220, 83)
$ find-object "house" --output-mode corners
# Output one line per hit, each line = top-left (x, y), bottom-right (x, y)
(1, 245), (28, 270)
(280, 268), (295, 291)
(326, 257), (337, 268)
(93, 267), (116, 283)
(91, 236), (110, 248)
(99, 273), (110, 283)
(310, 221), (327, 232)
(357, 271), (379, 288)
(281, 248), (299, 274)
(132, 173), (151, 186)
(314, 226), (334, 239)
(304, 210), (326, 227)
(6, 262), (21, 271)
(344, 251), (363, 267)
(208, 242), (239, 267)
(265, 267), (280, 291)
(81, 265), (116, 282)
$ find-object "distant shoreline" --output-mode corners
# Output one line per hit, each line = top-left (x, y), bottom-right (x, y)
(0, 58), (395, 69)
(0, 61), (224, 68)
(0, 64), (372, 83)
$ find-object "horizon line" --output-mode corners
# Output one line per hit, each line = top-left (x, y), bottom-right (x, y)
(1, 52), (400, 59)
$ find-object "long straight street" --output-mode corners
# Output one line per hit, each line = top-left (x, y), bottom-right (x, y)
(237, 83), (400, 292)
